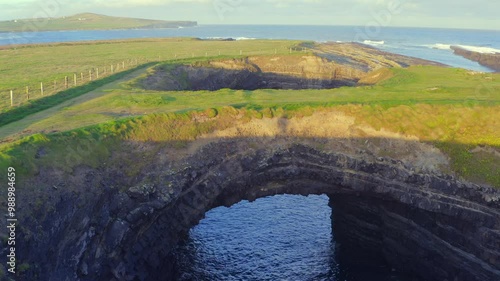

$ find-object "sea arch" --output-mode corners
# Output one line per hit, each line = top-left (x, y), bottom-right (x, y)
(65, 141), (500, 281)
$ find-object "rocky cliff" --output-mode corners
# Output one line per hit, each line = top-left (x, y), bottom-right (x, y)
(141, 55), (363, 91)
(451, 46), (500, 72)
(307, 42), (446, 72)
(141, 43), (449, 92)
(6, 126), (500, 281)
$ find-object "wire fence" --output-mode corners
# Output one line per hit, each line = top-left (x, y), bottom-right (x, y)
(0, 58), (148, 110)
(0, 46), (309, 111)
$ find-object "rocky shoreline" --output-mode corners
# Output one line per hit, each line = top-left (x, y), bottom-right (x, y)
(451, 46), (500, 72)
(6, 135), (500, 281)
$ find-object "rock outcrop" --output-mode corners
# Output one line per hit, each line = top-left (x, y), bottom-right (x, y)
(307, 42), (446, 72)
(141, 43), (449, 92)
(141, 55), (362, 91)
(451, 46), (500, 72)
(8, 137), (500, 281)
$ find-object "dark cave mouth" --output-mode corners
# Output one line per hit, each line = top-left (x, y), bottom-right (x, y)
(171, 194), (416, 281)
(140, 64), (359, 91)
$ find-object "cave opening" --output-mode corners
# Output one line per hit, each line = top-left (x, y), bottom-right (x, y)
(139, 57), (363, 92)
(69, 145), (497, 281)
(172, 194), (415, 281)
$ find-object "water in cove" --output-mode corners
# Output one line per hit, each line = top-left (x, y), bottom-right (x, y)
(174, 194), (413, 281)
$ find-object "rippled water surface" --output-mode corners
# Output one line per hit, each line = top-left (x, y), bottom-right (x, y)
(175, 194), (412, 281)
(176, 195), (336, 280)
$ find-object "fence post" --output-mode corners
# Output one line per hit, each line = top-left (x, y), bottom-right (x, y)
(41, 82), (44, 96)
(89, 70), (92, 81)
(65, 76), (68, 89)
(122, 61), (125, 69)
(81, 73), (83, 82)
(74, 73), (77, 86)
(10, 90), (13, 107)
(26, 86), (29, 100)
(96, 68), (99, 79)
(54, 80), (57, 93)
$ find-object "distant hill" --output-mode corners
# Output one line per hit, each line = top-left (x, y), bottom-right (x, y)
(0, 13), (197, 32)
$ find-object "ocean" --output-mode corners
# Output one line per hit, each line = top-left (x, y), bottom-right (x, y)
(1, 25), (499, 72)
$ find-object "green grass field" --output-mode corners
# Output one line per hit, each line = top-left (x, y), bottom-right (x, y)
(3, 63), (496, 138)
(0, 13), (196, 32)
(0, 40), (498, 187)
(0, 38), (301, 110)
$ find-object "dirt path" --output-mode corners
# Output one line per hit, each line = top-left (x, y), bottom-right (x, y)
(0, 66), (150, 141)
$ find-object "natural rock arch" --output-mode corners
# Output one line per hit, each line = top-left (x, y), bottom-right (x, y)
(57, 142), (499, 281)
(14, 140), (500, 281)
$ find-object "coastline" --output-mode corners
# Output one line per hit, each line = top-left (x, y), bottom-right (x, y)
(0, 24), (197, 34)
(451, 46), (500, 72)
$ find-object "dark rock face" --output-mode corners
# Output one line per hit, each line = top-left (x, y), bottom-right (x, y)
(142, 65), (357, 91)
(12, 141), (500, 281)
(451, 46), (500, 72)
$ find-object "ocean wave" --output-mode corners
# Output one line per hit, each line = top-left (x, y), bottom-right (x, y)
(455, 44), (500, 54)
(203, 36), (225, 40)
(202, 36), (256, 41)
(426, 43), (500, 54)
(426, 43), (452, 50)
(363, 40), (385, 46)
(235, 37), (257, 41)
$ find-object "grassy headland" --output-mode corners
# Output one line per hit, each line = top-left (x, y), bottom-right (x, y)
(0, 40), (498, 187)
(0, 38), (301, 110)
(0, 13), (196, 33)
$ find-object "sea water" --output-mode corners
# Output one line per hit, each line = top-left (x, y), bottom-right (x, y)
(1, 25), (499, 72)
(175, 195), (413, 281)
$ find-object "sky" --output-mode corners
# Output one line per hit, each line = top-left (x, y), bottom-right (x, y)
(0, 0), (499, 30)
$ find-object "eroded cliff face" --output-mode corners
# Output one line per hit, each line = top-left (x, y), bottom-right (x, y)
(7, 113), (500, 281)
(141, 42), (447, 92)
(141, 55), (363, 91)
(307, 42), (446, 72)
(451, 46), (500, 72)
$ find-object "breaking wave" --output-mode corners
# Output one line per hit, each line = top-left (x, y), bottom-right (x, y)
(426, 43), (500, 54)
(363, 40), (385, 46)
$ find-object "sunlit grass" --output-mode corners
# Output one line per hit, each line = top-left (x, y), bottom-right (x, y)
(0, 58), (498, 187)
(0, 38), (301, 92)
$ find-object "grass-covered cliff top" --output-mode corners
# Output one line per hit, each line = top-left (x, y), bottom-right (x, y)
(0, 59), (498, 187)
(0, 13), (196, 33)
(0, 38), (300, 93)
